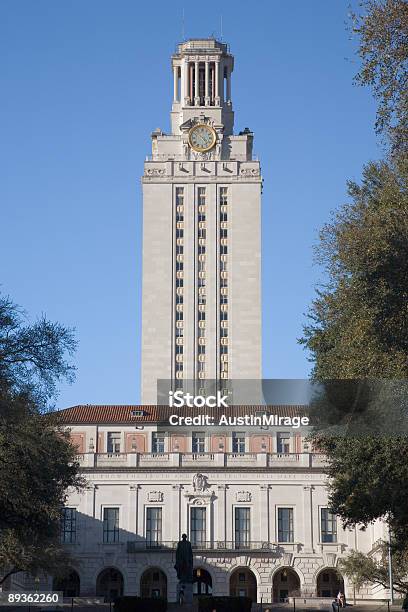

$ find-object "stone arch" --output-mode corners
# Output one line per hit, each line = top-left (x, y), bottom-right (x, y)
(229, 567), (257, 603)
(140, 567), (167, 600)
(53, 569), (80, 597)
(193, 567), (212, 596)
(272, 567), (301, 602)
(316, 568), (345, 598)
(96, 567), (124, 601)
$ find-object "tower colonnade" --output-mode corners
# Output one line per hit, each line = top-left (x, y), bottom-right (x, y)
(172, 39), (233, 107)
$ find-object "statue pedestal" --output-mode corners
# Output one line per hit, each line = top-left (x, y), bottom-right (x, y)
(177, 581), (193, 605)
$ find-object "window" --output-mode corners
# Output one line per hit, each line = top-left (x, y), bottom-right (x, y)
(235, 507), (250, 549)
(152, 432), (165, 453)
(146, 507), (162, 547)
(277, 433), (291, 454)
(107, 432), (121, 453)
(176, 277), (184, 288)
(176, 228), (184, 238)
(176, 344), (183, 354)
(278, 508), (294, 543)
(321, 508), (337, 543)
(232, 432), (245, 453)
(61, 507), (76, 543)
(192, 432), (205, 453)
(176, 187), (184, 205)
(198, 187), (206, 206)
(190, 507), (206, 547)
(220, 244), (228, 254)
(103, 508), (119, 543)
(220, 187), (228, 205)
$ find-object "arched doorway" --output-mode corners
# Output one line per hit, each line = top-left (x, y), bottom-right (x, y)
(193, 568), (212, 596)
(96, 568), (124, 601)
(273, 568), (300, 602)
(140, 568), (167, 599)
(317, 569), (345, 598)
(53, 569), (80, 597)
(230, 568), (257, 602)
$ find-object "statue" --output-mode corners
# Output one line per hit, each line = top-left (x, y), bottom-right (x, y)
(174, 533), (193, 583)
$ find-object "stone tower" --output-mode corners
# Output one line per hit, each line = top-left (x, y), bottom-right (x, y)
(141, 39), (262, 404)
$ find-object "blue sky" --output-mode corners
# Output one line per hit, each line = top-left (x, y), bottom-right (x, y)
(0, 1), (380, 407)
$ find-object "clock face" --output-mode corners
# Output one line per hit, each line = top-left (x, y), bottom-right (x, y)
(188, 124), (216, 152)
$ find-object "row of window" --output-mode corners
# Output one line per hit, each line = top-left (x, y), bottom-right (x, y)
(106, 431), (293, 454)
(219, 187), (229, 378)
(175, 187), (185, 382)
(197, 187), (206, 378)
(61, 507), (337, 545)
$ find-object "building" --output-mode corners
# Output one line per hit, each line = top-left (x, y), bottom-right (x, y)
(141, 38), (261, 404)
(10, 39), (387, 603)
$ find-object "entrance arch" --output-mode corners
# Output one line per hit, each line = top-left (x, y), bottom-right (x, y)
(230, 568), (257, 602)
(140, 567), (167, 599)
(273, 568), (300, 602)
(317, 569), (345, 598)
(193, 568), (212, 596)
(53, 570), (80, 597)
(96, 568), (124, 601)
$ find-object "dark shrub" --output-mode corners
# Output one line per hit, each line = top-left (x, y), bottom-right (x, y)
(198, 596), (252, 612)
(114, 596), (167, 612)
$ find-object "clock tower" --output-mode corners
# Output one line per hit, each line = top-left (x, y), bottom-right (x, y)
(141, 39), (262, 404)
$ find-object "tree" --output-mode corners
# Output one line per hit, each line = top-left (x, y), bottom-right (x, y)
(351, 0), (408, 152)
(0, 294), (76, 408)
(0, 292), (82, 584)
(300, 0), (408, 589)
(339, 543), (408, 595)
(301, 157), (408, 379)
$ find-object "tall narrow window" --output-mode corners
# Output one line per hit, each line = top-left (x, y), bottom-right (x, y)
(190, 507), (206, 547)
(192, 432), (205, 453)
(107, 432), (121, 453)
(277, 433), (291, 454)
(152, 432), (165, 453)
(146, 507), (162, 547)
(232, 432), (245, 453)
(321, 508), (337, 543)
(235, 508), (250, 549)
(219, 187), (228, 379)
(175, 187), (184, 383)
(103, 507), (119, 543)
(197, 187), (206, 379)
(277, 508), (294, 543)
(61, 507), (76, 544)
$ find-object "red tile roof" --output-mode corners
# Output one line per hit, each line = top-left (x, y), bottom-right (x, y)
(56, 404), (308, 424)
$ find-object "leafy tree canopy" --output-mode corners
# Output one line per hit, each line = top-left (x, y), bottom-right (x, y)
(351, 0), (408, 152)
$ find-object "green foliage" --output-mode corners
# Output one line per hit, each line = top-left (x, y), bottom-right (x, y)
(198, 597), (252, 612)
(0, 292), (82, 584)
(0, 391), (84, 583)
(0, 293), (76, 408)
(351, 0), (408, 151)
(339, 543), (408, 594)
(301, 158), (408, 379)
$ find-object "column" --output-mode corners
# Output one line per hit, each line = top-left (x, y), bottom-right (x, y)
(302, 485), (315, 553)
(128, 484), (139, 534)
(226, 67), (231, 103)
(259, 485), (270, 543)
(205, 61), (210, 106)
(216, 484), (227, 544)
(173, 65), (178, 102)
(194, 60), (199, 106)
(172, 484), (182, 541)
(214, 60), (220, 106)
(183, 59), (190, 105)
